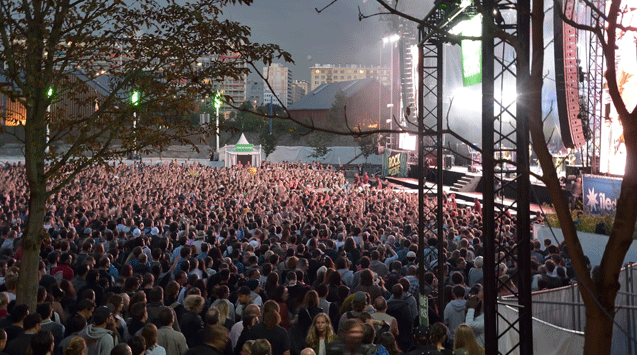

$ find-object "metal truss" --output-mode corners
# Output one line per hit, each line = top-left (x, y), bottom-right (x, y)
(584, 0), (605, 174)
(416, 35), (446, 318)
(481, 0), (533, 353)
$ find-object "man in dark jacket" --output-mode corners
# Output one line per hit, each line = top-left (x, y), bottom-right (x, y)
(185, 325), (229, 355)
(386, 284), (413, 351)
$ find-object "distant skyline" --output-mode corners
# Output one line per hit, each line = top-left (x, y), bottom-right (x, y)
(225, 0), (421, 83)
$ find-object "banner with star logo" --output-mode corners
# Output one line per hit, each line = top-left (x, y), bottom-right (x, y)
(582, 175), (622, 214)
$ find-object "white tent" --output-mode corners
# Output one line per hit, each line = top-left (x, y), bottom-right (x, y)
(223, 133), (262, 168)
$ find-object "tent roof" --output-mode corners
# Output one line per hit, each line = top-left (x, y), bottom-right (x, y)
(236, 133), (250, 145)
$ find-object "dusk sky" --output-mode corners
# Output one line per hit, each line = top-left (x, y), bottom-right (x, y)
(225, 0), (430, 82)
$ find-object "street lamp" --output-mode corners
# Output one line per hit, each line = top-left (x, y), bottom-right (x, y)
(45, 87), (54, 154)
(130, 90), (140, 159)
(213, 91), (223, 152)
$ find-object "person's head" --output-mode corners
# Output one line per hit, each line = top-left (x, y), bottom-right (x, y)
(237, 286), (253, 305)
(262, 300), (281, 329)
(36, 302), (53, 321)
(373, 296), (387, 312)
(24, 313), (43, 333)
(359, 269), (374, 286)
(203, 324), (229, 351)
(130, 302), (147, 322)
(378, 332), (401, 354)
(66, 314), (87, 334)
(205, 306), (220, 326)
(77, 299), (96, 320)
(141, 323), (158, 349)
(127, 336), (146, 355)
(452, 285), (466, 300)
(184, 294), (205, 313)
(453, 324), (483, 353)
(391, 283), (403, 299)
(92, 305), (113, 327)
(63, 336), (86, 355)
(303, 290), (319, 308)
(340, 318), (364, 349)
(27, 329), (54, 355)
(300, 348), (316, 355)
(474, 256), (483, 269)
(251, 339), (272, 355)
(430, 322), (448, 346)
(0, 329), (6, 352)
(158, 308), (174, 327)
(351, 291), (367, 312)
(110, 344), (132, 355)
(241, 340), (256, 355)
(9, 303), (29, 324)
(361, 323), (375, 344)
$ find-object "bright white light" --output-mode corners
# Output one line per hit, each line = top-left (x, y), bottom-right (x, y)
(451, 14), (482, 35)
(399, 133), (417, 151)
(383, 34), (400, 44)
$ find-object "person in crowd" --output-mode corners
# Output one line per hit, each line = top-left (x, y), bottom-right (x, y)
(245, 301), (290, 355)
(464, 285), (484, 347)
(78, 306), (115, 355)
(63, 336), (87, 355)
(453, 324), (484, 355)
(305, 313), (336, 355)
(185, 325), (229, 355)
(156, 309), (188, 355)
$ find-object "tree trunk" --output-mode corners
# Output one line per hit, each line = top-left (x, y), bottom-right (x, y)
(16, 102), (48, 312)
(583, 306), (615, 355)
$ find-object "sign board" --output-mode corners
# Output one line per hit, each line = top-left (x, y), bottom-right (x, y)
(383, 150), (408, 177)
(582, 174), (622, 214)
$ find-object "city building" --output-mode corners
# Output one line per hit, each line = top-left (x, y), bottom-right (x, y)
(291, 80), (308, 103)
(263, 63), (293, 108)
(247, 80), (264, 107)
(197, 54), (247, 118)
(309, 64), (390, 92)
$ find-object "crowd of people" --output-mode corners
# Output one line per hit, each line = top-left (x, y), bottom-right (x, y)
(0, 160), (585, 355)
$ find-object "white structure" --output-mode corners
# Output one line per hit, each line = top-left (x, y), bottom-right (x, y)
(223, 133), (262, 168)
(263, 63), (292, 107)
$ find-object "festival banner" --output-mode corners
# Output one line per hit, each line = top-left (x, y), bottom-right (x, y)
(383, 150), (408, 177)
(582, 174), (622, 215)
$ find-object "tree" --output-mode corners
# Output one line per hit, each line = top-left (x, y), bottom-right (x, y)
(259, 129), (278, 159)
(357, 134), (378, 164)
(0, 0), (290, 311)
(307, 131), (333, 162)
(328, 91), (347, 131)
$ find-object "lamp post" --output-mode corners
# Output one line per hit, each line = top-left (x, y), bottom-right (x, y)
(131, 90), (140, 159)
(213, 91), (222, 152)
(45, 87), (53, 154)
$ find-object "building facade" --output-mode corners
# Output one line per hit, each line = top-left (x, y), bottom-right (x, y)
(197, 54), (247, 118)
(291, 80), (308, 104)
(263, 63), (293, 108)
(247, 80), (264, 107)
(309, 64), (390, 91)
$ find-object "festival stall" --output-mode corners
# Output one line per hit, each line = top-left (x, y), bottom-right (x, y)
(223, 133), (262, 168)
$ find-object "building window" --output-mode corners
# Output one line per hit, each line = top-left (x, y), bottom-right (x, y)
(347, 76), (351, 79)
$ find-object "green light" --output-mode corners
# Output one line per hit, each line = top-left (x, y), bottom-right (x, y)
(131, 90), (140, 106)
(213, 92), (222, 109)
(47, 87), (54, 98)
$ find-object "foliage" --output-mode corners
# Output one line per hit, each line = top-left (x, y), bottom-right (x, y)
(544, 209), (637, 239)
(0, 0), (291, 310)
(327, 91), (347, 131)
(234, 101), (267, 132)
(259, 129), (278, 159)
(357, 134), (378, 163)
(307, 131), (333, 161)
